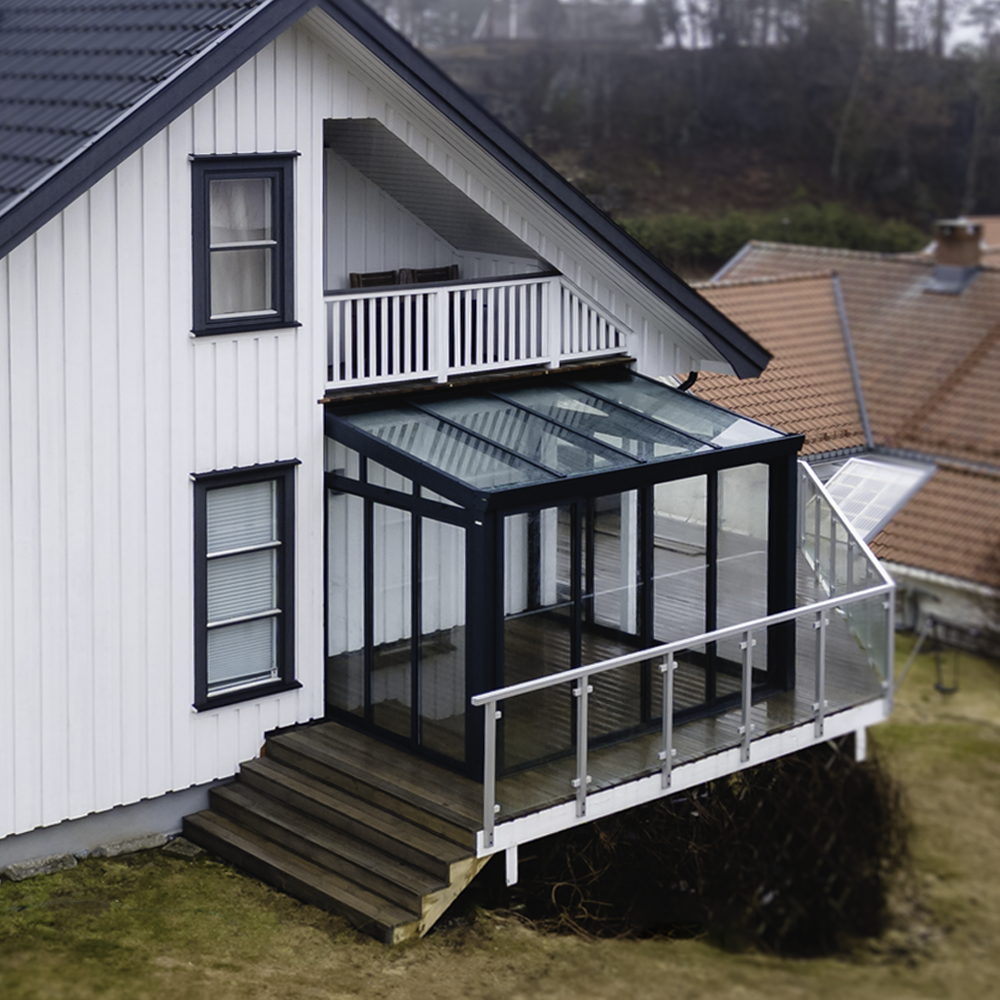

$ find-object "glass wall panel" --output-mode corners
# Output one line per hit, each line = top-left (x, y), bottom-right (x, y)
(367, 460), (411, 494)
(420, 519), (466, 761)
(717, 464), (769, 671)
(586, 492), (643, 738)
(653, 476), (710, 707)
(326, 491), (365, 716)
(653, 476), (708, 643)
(502, 506), (573, 769)
(325, 438), (360, 479)
(372, 504), (412, 737)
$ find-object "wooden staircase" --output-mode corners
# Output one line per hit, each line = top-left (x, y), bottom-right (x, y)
(183, 723), (489, 944)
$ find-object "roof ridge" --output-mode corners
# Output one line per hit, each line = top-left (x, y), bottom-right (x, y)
(694, 269), (835, 290)
(746, 240), (935, 266)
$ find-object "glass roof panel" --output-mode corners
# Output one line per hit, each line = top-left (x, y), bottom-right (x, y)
(824, 457), (933, 541)
(420, 396), (637, 477)
(343, 407), (553, 491)
(575, 373), (783, 447)
(499, 384), (712, 460)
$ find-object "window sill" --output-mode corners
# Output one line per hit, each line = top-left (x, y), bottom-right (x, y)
(191, 319), (301, 338)
(193, 678), (302, 713)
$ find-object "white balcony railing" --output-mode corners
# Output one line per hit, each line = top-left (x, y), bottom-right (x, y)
(472, 461), (895, 855)
(325, 274), (628, 390)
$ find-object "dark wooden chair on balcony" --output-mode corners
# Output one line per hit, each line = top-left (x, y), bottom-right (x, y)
(398, 264), (460, 285)
(349, 269), (400, 288)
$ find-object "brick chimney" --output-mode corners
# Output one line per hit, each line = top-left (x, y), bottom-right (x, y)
(934, 219), (982, 268)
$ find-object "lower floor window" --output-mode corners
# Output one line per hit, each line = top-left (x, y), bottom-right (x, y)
(194, 461), (298, 709)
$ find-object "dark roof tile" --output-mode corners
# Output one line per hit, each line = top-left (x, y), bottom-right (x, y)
(0, 0), (259, 209)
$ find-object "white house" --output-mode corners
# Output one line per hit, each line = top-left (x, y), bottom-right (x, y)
(0, 0), (893, 941)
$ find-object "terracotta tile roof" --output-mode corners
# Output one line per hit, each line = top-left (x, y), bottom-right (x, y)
(718, 241), (1000, 467)
(693, 273), (867, 456)
(711, 240), (1000, 589)
(870, 463), (1000, 590)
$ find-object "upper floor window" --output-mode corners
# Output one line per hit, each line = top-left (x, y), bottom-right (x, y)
(192, 154), (297, 335)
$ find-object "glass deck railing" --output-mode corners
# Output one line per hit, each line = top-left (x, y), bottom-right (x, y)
(472, 460), (894, 850)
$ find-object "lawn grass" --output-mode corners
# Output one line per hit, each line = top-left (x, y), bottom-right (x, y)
(2, 636), (998, 999)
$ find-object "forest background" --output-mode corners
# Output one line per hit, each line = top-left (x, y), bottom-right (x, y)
(364, 0), (1000, 273)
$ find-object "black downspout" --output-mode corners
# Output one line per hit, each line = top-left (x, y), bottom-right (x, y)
(676, 370), (699, 393)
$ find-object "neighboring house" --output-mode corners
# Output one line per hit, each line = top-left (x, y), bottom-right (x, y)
(471, 0), (656, 44)
(699, 222), (1000, 642)
(0, 0), (892, 941)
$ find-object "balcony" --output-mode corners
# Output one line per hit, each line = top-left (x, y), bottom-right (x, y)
(324, 272), (628, 391)
(471, 461), (893, 857)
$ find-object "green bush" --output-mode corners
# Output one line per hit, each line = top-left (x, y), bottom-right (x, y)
(618, 203), (926, 274)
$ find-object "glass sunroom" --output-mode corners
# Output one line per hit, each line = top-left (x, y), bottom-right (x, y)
(324, 366), (803, 780)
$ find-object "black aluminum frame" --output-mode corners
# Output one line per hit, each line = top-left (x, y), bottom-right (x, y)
(322, 379), (802, 778)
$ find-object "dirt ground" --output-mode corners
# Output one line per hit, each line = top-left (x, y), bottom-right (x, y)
(2, 634), (999, 1000)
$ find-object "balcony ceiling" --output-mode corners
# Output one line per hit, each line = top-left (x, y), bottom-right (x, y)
(324, 118), (546, 262)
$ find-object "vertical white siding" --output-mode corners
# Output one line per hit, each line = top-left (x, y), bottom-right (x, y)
(0, 15), (717, 841)
(0, 257), (13, 827)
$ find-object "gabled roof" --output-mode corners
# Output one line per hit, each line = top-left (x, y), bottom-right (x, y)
(694, 272), (868, 456)
(706, 240), (1000, 590)
(0, 0), (768, 378)
(718, 241), (1000, 467)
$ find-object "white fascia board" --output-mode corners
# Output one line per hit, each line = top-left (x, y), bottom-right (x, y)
(476, 697), (889, 857)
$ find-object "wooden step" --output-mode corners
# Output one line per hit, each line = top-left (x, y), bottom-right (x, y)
(239, 757), (471, 882)
(266, 728), (481, 850)
(182, 809), (421, 945)
(183, 722), (494, 943)
(209, 783), (445, 915)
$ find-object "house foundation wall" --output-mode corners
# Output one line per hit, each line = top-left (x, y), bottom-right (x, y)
(0, 780), (225, 870)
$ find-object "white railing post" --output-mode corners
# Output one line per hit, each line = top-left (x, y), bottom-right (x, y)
(434, 287), (450, 383)
(572, 679), (592, 817)
(659, 652), (676, 789)
(545, 277), (562, 369)
(483, 698), (500, 849)
(740, 630), (755, 762)
(813, 609), (828, 738)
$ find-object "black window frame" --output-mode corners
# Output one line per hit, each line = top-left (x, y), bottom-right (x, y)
(193, 460), (300, 710)
(191, 153), (298, 336)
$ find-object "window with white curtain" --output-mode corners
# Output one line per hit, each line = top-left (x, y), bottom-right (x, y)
(192, 154), (297, 335)
(194, 462), (298, 709)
